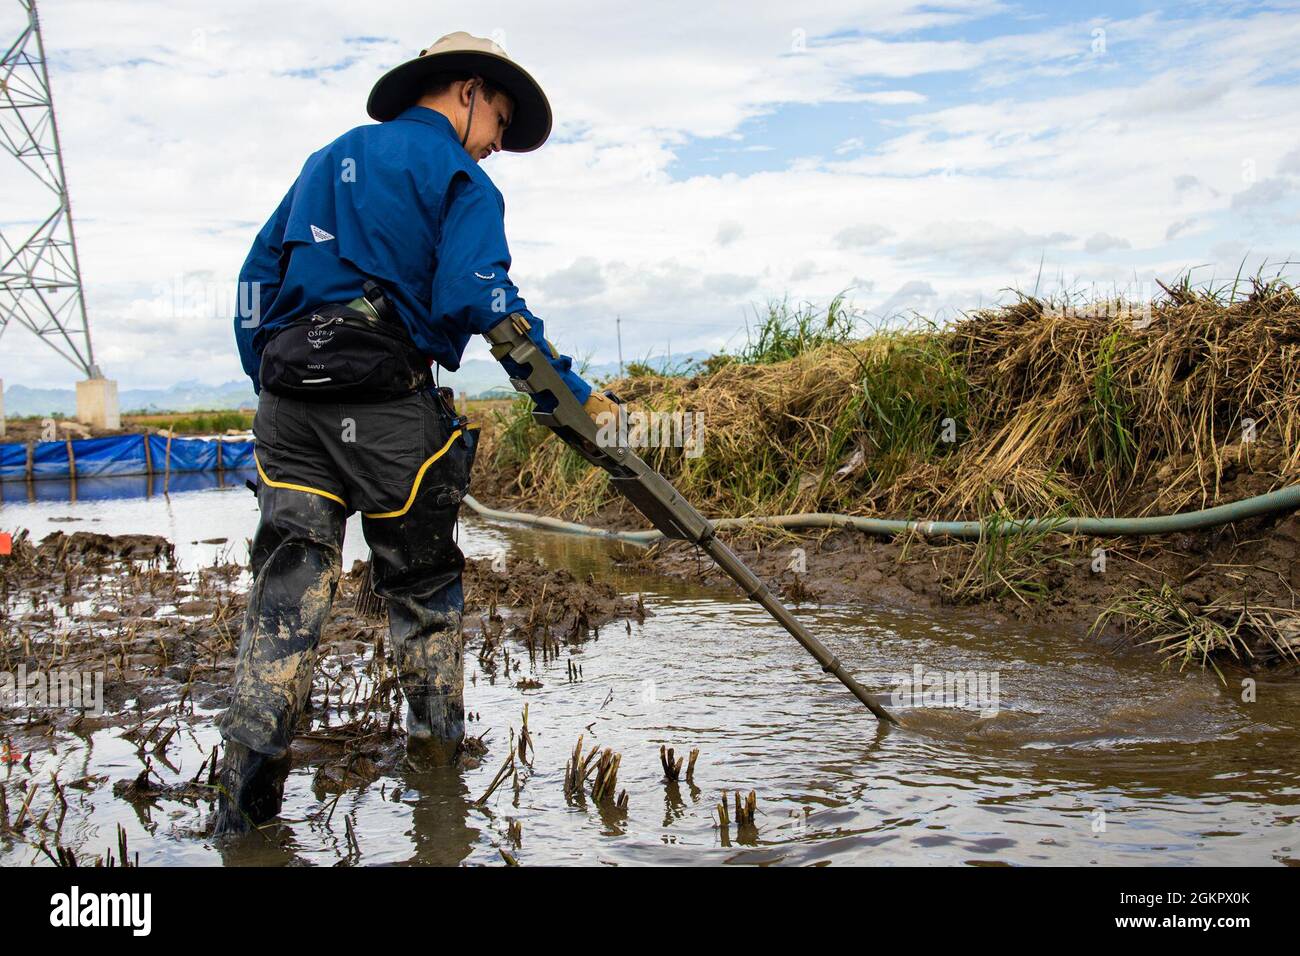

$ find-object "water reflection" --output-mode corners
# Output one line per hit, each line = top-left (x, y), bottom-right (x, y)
(0, 469), (257, 505)
(2, 478), (1297, 866)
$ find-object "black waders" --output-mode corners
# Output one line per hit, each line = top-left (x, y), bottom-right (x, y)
(213, 353), (477, 835)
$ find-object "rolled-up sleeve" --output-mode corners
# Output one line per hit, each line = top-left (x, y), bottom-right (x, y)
(431, 173), (593, 406)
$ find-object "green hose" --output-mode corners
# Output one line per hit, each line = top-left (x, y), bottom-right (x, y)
(463, 484), (1300, 545)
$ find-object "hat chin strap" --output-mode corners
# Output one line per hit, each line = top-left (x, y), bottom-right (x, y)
(460, 84), (477, 149)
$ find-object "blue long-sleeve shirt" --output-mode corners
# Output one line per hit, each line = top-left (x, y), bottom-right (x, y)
(232, 105), (592, 407)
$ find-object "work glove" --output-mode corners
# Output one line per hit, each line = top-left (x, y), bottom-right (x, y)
(583, 389), (623, 425)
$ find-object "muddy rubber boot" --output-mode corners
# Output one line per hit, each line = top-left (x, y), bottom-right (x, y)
(403, 693), (465, 770)
(221, 529), (341, 746)
(212, 741), (292, 836)
(393, 613), (466, 770)
(215, 486), (344, 832)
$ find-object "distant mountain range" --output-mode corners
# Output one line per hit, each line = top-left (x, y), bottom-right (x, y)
(2, 351), (713, 417)
(3, 380), (258, 417)
(445, 351), (712, 398)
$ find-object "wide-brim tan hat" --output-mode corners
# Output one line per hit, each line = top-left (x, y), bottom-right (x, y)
(367, 31), (552, 152)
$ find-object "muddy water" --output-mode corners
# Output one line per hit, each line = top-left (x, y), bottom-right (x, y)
(2, 479), (1298, 866)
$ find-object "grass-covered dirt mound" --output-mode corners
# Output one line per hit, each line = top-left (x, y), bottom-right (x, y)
(469, 278), (1300, 673)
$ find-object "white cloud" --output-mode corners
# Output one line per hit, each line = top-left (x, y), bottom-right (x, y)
(715, 220), (744, 246)
(2, 1), (1299, 391)
(1231, 177), (1293, 210)
(874, 279), (938, 319)
(1084, 232), (1131, 254)
(1280, 147), (1300, 177)
(835, 224), (893, 248)
(896, 222), (1073, 266)
(536, 257), (606, 301)
(702, 272), (759, 297)
(855, 90), (928, 105)
(790, 260), (816, 281)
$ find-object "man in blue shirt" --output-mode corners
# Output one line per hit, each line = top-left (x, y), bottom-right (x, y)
(215, 32), (616, 835)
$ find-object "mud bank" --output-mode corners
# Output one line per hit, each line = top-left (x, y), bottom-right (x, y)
(469, 480), (1300, 675)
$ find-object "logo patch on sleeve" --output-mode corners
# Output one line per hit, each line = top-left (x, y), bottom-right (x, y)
(311, 224), (335, 243)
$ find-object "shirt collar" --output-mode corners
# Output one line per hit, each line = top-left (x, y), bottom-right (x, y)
(391, 105), (461, 143)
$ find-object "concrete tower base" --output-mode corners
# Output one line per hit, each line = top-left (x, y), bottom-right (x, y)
(76, 377), (120, 431)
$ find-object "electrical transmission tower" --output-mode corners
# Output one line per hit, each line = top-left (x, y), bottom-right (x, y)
(0, 0), (101, 378)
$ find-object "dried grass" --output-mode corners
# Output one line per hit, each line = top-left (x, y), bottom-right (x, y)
(480, 275), (1300, 527)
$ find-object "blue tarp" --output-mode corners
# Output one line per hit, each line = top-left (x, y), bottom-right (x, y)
(58, 435), (148, 478)
(0, 433), (255, 481)
(31, 439), (71, 479)
(148, 434), (217, 473)
(0, 442), (24, 479)
(223, 441), (255, 469)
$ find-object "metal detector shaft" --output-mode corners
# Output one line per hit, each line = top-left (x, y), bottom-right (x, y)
(483, 314), (896, 724)
(697, 534), (896, 722)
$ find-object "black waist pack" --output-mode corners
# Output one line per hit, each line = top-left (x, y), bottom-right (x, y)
(258, 304), (433, 403)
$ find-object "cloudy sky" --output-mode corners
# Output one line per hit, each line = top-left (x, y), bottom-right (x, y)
(2, 0), (1299, 390)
